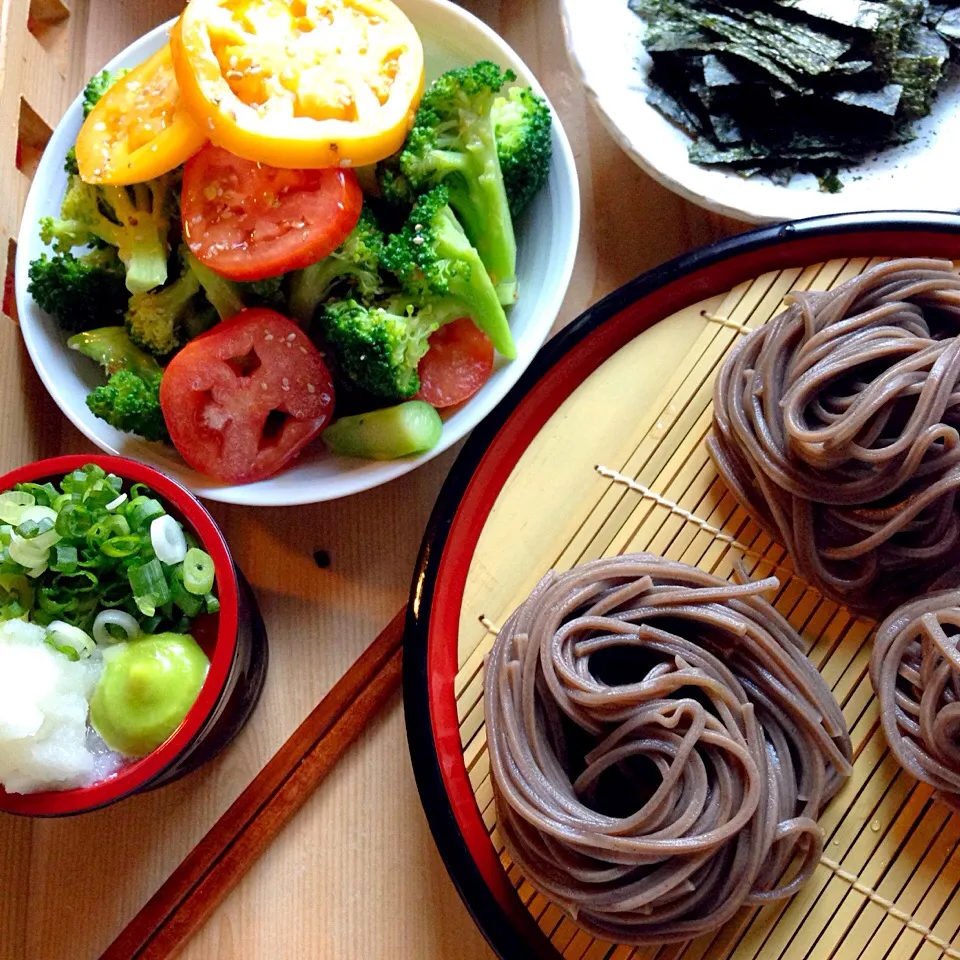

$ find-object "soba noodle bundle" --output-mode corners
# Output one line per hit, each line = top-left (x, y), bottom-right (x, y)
(484, 555), (852, 945)
(709, 258), (960, 617)
(870, 590), (960, 810)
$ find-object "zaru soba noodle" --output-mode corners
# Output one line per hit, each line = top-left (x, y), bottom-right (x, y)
(871, 590), (960, 810)
(483, 555), (852, 945)
(709, 258), (960, 617)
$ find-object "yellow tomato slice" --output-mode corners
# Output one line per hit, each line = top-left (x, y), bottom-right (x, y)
(170, 0), (425, 170)
(76, 44), (207, 186)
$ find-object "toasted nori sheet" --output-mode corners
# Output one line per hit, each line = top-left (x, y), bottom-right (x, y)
(708, 111), (744, 141)
(935, 7), (960, 41)
(702, 53), (742, 84)
(645, 85), (706, 137)
(833, 82), (904, 112)
(774, 1), (890, 32)
(891, 24), (950, 115)
(635, 0), (851, 84)
(632, 0), (955, 187)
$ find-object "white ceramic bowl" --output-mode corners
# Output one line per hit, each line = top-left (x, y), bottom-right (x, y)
(561, 0), (960, 224)
(16, 0), (580, 506)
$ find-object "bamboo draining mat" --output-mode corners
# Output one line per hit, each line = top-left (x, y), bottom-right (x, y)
(454, 257), (960, 960)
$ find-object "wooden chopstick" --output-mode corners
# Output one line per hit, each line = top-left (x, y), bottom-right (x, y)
(100, 606), (407, 960)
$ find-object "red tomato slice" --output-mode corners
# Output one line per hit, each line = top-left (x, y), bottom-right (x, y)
(181, 144), (362, 282)
(160, 308), (335, 484)
(416, 319), (494, 409)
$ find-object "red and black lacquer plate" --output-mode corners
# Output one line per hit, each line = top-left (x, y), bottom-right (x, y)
(402, 211), (960, 959)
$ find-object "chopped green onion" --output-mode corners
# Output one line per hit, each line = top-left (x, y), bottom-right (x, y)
(18, 506), (58, 542)
(0, 573), (32, 621)
(93, 609), (140, 645)
(55, 502), (92, 538)
(175, 589), (203, 617)
(1, 600), (24, 620)
(101, 535), (142, 558)
(0, 491), (35, 524)
(168, 567), (202, 616)
(151, 515), (187, 565)
(128, 558), (171, 616)
(45, 637), (80, 661)
(54, 570), (99, 594)
(0, 464), (219, 637)
(37, 587), (69, 615)
(50, 544), (78, 574)
(15, 482), (57, 507)
(127, 496), (165, 530)
(46, 620), (95, 659)
(88, 515), (130, 543)
(182, 548), (215, 595)
(60, 464), (106, 498)
(16, 511), (61, 552)
(9, 534), (49, 570)
(97, 579), (132, 606)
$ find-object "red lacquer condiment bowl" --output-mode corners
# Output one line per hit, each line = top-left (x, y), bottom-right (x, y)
(0, 454), (268, 817)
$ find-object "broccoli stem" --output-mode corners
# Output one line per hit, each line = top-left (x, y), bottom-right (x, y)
(126, 267), (201, 356)
(445, 152), (518, 306)
(432, 207), (516, 358)
(101, 185), (170, 294)
(67, 327), (161, 379)
(185, 251), (244, 319)
(289, 260), (365, 324)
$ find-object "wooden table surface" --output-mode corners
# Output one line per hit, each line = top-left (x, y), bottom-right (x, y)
(0, 2), (743, 958)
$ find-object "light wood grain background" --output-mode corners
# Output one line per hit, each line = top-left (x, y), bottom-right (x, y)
(0, 2), (744, 957)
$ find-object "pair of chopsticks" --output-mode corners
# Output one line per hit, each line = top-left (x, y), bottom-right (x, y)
(101, 606), (406, 960)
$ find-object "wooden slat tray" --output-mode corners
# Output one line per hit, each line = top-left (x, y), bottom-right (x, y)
(405, 218), (960, 960)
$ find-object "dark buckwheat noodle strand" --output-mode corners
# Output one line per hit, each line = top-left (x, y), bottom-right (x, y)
(484, 555), (852, 945)
(870, 590), (960, 810)
(708, 258), (960, 617)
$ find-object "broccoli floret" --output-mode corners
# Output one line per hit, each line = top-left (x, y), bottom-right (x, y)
(382, 186), (515, 359)
(67, 326), (161, 379)
(86, 370), (167, 442)
(40, 173), (172, 295)
(182, 300), (219, 340)
(27, 247), (127, 332)
(492, 86), (552, 218)
(239, 275), (286, 308)
(68, 326), (167, 442)
(64, 148), (79, 176)
(397, 61), (518, 305)
(377, 155), (416, 207)
(322, 189), (516, 397)
(289, 208), (387, 323)
(125, 256), (202, 356)
(321, 297), (438, 400)
(83, 69), (127, 117)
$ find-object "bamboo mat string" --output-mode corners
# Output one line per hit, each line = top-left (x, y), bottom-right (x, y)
(818, 857), (960, 959)
(701, 311), (754, 336)
(594, 464), (810, 590)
